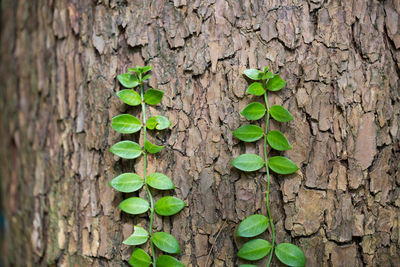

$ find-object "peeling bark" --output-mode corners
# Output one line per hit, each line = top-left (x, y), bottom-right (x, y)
(1, 0), (400, 266)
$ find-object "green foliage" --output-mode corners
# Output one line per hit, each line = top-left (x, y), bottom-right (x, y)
(109, 173), (143, 193)
(232, 67), (304, 266)
(110, 66), (184, 266)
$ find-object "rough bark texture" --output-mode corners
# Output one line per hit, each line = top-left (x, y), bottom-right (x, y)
(1, 0), (400, 266)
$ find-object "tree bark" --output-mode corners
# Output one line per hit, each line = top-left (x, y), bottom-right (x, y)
(1, 0), (400, 266)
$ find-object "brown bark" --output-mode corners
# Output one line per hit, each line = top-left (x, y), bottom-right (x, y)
(1, 0), (400, 266)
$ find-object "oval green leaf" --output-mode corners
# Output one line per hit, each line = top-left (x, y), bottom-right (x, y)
(110, 141), (142, 159)
(144, 89), (164, 105)
(268, 156), (298, 175)
(111, 114), (142, 134)
(117, 89), (141, 106)
(146, 116), (171, 130)
(246, 82), (265, 96)
(144, 140), (164, 154)
(156, 255), (184, 267)
(275, 243), (306, 267)
(266, 74), (286, 92)
(237, 214), (269, 238)
(117, 73), (139, 88)
(119, 197), (149, 215)
(123, 226), (149, 246)
(241, 102), (266, 120)
(109, 173), (143, 193)
(243, 69), (262, 80)
(140, 66), (152, 74)
(151, 232), (181, 254)
(231, 154), (264, 172)
(233, 125), (264, 142)
(237, 239), (272, 261)
(267, 130), (292, 151)
(129, 248), (151, 267)
(270, 105), (293, 122)
(147, 173), (175, 190)
(155, 196), (185, 216)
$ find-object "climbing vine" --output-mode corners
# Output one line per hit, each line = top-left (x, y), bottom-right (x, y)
(110, 66), (185, 267)
(231, 67), (306, 267)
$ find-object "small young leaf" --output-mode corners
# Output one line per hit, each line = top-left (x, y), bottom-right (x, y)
(270, 105), (294, 122)
(144, 140), (164, 154)
(110, 141), (142, 159)
(117, 73), (139, 88)
(240, 102), (266, 120)
(237, 239), (272, 261)
(155, 196), (185, 216)
(140, 66), (152, 74)
(117, 90), (141, 106)
(146, 116), (171, 130)
(147, 173), (175, 190)
(233, 125), (264, 142)
(119, 197), (149, 215)
(123, 226), (149, 246)
(243, 69), (263, 80)
(129, 248), (152, 267)
(237, 214), (269, 238)
(111, 114), (142, 134)
(262, 71), (274, 80)
(275, 243), (306, 267)
(231, 154), (264, 172)
(156, 255), (185, 267)
(266, 74), (286, 91)
(268, 156), (298, 175)
(109, 173), (143, 193)
(263, 66), (269, 73)
(267, 130), (292, 151)
(142, 74), (151, 81)
(151, 232), (181, 254)
(246, 82), (265, 96)
(144, 89), (164, 105)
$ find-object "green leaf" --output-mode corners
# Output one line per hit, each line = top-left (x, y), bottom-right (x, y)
(268, 156), (298, 175)
(151, 232), (181, 254)
(123, 226), (149, 246)
(155, 196), (185, 216)
(142, 74), (151, 81)
(140, 66), (152, 73)
(243, 69), (263, 80)
(144, 89), (164, 105)
(246, 82), (265, 96)
(119, 197), (149, 215)
(146, 116), (171, 130)
(270, 105), (293, 122)
(156, 255), (184, 267)
(147, 173), (175, 190)
(231, 154), (264, 172)
(237, 239), (272, 261)
(117, 90), (141, 106)
(109, 173), (143, 193)
(275, 243), (306, 267)
(267, 130), (292, 151)
(117, 73), (139, 88)
(266, 74), (286, 91)
(233, 125), (264, 143)
(263, 66), (269, 73)
(241, 102), (266, 120)
(111, 114), (142, 134)
(262, 71), (274, 80)
(237, 214), (269, 238)
(129, 248), (152, 267)
(110, 141), (143, 159)
(144, 140), (164, 154)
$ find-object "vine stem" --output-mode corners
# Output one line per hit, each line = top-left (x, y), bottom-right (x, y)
(140, 82), (156, 266)
(263, 82), (275, 267)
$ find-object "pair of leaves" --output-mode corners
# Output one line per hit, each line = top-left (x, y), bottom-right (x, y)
(151, 232), (181, 254)
(129, 250), (185, 267)
(231, 154), (298, 174)
(243, 69), (273, 81)
(243, 69), (286, 92)
(155, 196), (185, 216)
(117, 89), (164, 106)
(111, 172), (174, 192)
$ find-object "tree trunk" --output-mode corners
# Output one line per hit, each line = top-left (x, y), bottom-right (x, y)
(1, 0), (400, 266)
